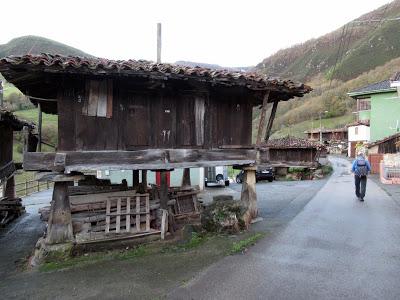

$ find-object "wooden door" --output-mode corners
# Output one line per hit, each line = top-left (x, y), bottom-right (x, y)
(152, 95), (176, 148)
(121, 92), (151, 149)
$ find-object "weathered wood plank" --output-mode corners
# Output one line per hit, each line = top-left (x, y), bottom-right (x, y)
(87, 80), (99, 116)
(96, 80), (108, 117)
(145, 194), (150, 231)
(136, 195), (141, 232)
(105, 199), (111, 233)
(106, 79), (113, 118)
(116, 198), (121, 233)
(264, 99), (279, 142)
(23, 149), (258, 171)
(256, 91), (270, 145)
(126, 197), (131, 232)
(195, 97), (205, 146)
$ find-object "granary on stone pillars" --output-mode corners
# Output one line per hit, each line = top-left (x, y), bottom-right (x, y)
(0, 54), (311, 245)
(0, 109), (35, 225)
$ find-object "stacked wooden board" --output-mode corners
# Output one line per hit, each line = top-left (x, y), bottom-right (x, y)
(0, 197), (25, 226)
(39, 185), (201, 244)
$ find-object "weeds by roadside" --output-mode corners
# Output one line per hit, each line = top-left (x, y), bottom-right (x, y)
(229, 233), (265, 254)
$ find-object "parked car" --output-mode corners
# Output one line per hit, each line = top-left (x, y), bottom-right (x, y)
(236, 167), (275, 183)
(204, 166), (230, 187)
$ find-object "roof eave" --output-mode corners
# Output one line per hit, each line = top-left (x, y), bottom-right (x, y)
(347, 88), (396, 98)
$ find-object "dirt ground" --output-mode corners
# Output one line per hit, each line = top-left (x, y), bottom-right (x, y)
(0, 177), (327, 299)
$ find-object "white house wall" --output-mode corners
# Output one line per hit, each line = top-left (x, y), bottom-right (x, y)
(348, 125), (370, 142)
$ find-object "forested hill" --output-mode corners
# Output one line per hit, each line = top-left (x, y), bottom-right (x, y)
(0, 35), (92, 58)
(256, 0), (400, 82)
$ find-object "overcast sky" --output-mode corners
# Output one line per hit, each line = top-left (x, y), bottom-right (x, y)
(1, 0), (391, 67)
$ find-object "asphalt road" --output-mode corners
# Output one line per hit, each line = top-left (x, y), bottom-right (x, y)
(0, 189), (51, 278)
(170, 156), (400, 300)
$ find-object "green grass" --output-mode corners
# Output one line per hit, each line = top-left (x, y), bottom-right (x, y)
(270, 114), (353, 139)
(14, 108), (58, 126)
(229, 233), (265, 254)
(14, 108), (58, 147)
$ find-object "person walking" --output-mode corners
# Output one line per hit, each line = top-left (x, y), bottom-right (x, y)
(352, 151), (371, 201)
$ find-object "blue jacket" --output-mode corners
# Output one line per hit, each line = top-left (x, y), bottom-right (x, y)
(352, 156), (371, 174)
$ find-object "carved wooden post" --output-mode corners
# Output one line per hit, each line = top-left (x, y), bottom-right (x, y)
(132, 170), (140, 189)
(4, 176), (16, 199)
(240, 166), (257, 226)
(159, 171), (169, 209)
(181, 168), (191, 187)
(141, 170), (147, 187)
(46, 181), (73, 244)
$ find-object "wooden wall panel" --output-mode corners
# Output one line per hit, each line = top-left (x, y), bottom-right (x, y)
(214, 97), (252, 147)
(58, 87), (77, 151)
(151, 95), (176, 148)
(176, 95), (195, 146)
(120, 91), (151, 149)
(0, 126), (13, 167)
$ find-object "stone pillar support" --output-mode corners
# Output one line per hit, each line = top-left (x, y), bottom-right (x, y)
(46, 181), (74, 244)
(240, 166), (258, 226)
(4, 176), (16, 199)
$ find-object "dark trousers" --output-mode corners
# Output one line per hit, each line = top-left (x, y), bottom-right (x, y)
(354, 175), (367, 199)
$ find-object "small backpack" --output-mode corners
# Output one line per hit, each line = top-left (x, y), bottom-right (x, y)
(356, 157), (368, 177)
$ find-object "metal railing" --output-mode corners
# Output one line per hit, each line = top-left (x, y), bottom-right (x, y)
(15, 180), (53, 197)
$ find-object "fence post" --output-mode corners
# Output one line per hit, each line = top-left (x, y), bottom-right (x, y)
(37, 181), (40, 192)
(25, 179), (28, 196)
(47, 181), (49, 189)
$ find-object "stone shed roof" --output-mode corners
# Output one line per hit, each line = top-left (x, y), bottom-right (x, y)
(263, 136), (325, 150)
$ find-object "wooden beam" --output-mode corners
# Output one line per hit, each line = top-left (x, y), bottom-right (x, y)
(133, 170), (140, 189)
(159, 171), (168, 209)
(37, 102), (42, 152)
(256, 91), (270, 145)
(23, 149), (257, 172)
(264, 99), (279, 142)
(181, 168), (191, 187)
(141, 170), (147, 187)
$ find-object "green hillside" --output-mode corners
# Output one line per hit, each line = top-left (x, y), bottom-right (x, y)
(254, 0), (400, 138)
(256, 0), (400, 82)
(0, 35), (92, 58)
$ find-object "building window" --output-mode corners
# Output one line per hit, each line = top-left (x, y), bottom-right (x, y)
(357, 98), (371, 111)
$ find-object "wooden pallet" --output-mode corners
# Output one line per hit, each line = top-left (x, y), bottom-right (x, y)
(106, 194), (150, 234)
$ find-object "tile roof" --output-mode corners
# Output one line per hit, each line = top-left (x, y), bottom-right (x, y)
(0, 54), (312, 97)
(349, 80), (394, 96)
(263, 136), (325, 150)
(304, 127), (347, 134)
(346, 120), (370, 127)
(367, 132), (400, 148)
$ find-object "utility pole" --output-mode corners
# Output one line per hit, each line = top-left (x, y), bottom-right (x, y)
(157, 23), (162, 63)
(319, 110), (328, 143)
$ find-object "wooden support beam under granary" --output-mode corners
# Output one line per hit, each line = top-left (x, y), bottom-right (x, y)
(0, 54), (311, 246)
